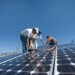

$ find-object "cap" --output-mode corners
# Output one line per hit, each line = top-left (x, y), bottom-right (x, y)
(34, 27), (39, 33)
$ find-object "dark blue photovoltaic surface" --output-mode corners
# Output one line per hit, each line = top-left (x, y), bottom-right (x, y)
(0, 44), (75, 75)
(0, 48), (53, 75)
(57, 46), (75, 75)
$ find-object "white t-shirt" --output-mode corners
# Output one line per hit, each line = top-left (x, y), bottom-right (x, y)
(21, 28), (33, 37)
(21, 28), (42, 40)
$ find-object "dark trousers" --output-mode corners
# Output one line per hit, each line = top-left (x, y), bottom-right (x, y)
(20, 34), (28, 53)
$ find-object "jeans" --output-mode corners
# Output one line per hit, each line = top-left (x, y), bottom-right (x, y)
(20, 34), (28, 53)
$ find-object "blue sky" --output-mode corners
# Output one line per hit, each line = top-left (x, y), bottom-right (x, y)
(0, 0), (75, 52)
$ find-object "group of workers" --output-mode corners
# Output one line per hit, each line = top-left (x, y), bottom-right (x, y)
(20, 27), (57, 54)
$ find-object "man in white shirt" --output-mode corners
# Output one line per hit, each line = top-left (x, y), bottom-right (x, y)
(20, 27), (45, 53)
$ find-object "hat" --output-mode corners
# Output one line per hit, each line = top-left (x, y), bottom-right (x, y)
(34, 27), (39, 33)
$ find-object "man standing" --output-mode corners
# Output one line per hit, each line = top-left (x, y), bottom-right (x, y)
(20, 27), (45, 53)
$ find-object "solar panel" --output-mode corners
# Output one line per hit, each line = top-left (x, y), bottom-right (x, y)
(0, 48), (54, 75)
(54, 47), (75, 75)
(0, 53), (22, 63)
(0, 45), (75, 75)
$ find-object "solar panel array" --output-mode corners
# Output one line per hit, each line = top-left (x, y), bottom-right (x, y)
(0, 49), (54, 75)
(0, 45), (75, 75)
(54, 46), (75, 75)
